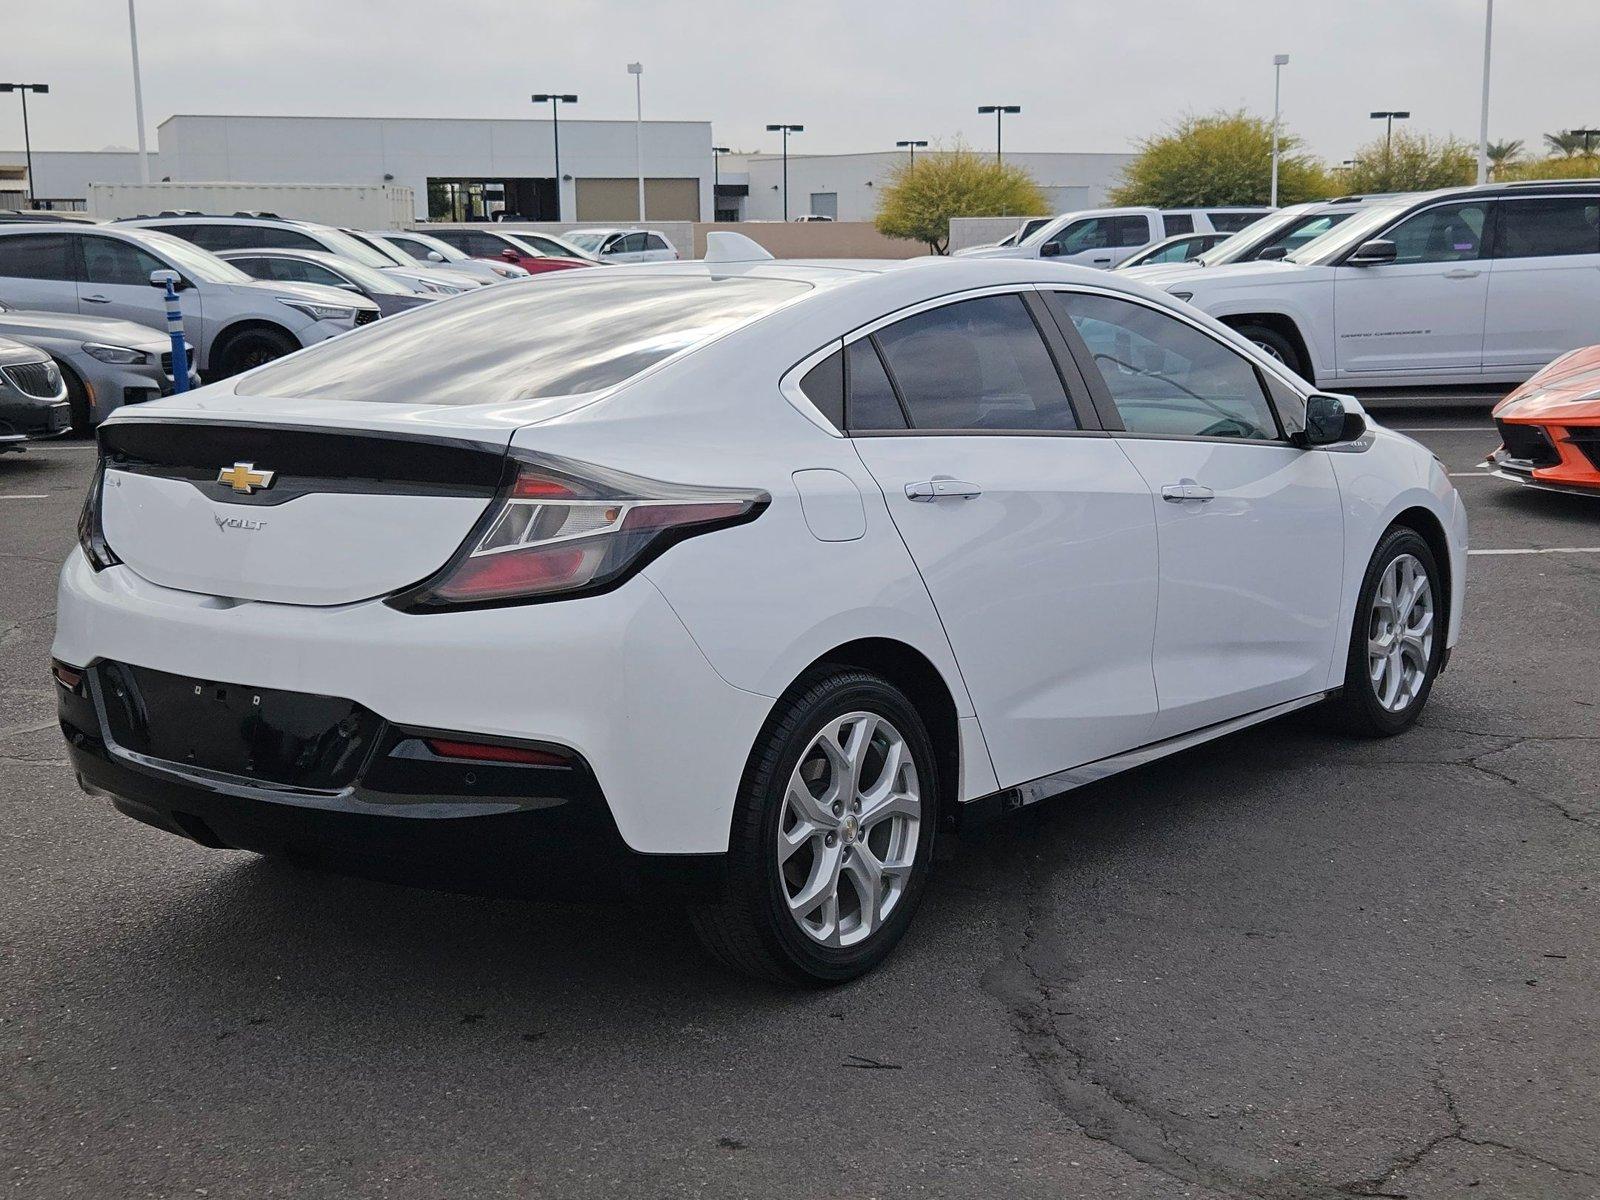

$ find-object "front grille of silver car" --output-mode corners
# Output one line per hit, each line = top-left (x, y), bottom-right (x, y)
(2, 361), (63, 399)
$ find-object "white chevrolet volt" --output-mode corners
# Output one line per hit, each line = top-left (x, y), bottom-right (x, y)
(54, 241), (1467, 984)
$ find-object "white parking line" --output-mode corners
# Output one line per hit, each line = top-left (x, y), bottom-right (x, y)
(1469, 546), (1600, 556)
(0, 493), (48, 500)
(1391, 426), (1496, 433)
(1448, 471), (1492, 478)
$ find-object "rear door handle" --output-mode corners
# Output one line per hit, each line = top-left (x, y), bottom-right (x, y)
(1092, 256), (1112, 265)
(82, 294), (112, 304)
(1443, 268), (1481, 280)
(906, 478), (982, 502)
(1161, 483), (1215, 502)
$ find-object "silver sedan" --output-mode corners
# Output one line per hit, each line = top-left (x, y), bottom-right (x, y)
(0, 299), (196, 431)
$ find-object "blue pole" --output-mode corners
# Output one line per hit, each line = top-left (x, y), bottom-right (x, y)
(162, 277), (190, 393)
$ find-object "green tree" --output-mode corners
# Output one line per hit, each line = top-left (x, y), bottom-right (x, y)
(1499, 153), (1600, 181)
(1340, 130), (1476, 193)
(1486, 138), (1524, 178)
(1109, 110), (1334, 207)
(874, 146), (1048, 255)
(1543, 129), (1588, 157)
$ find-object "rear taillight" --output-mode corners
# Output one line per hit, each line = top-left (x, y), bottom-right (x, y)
(388, 452), (767, 611)
(77, 453), (120, 572)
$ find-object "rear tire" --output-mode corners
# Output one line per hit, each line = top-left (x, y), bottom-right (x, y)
(689, 669), (939, 986)
(1234, 322), (1308, 378)
(1331, 527), (1444, 737)
(214, 327), (298, 378)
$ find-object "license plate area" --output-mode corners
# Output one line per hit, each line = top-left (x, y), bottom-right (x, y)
(93, 661), (383, 790)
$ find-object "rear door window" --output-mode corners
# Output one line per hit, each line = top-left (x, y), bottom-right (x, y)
(872, 294), (1079, 432)
(0, 232), (76, 280)
(1163, 213), (1195, 235)
(1493, 197), (1600, 258)
(798, 347), (845, 428)
(844, 339), (907, 431)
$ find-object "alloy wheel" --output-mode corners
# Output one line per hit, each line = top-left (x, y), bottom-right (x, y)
(777, 711), (921, 948)
(1367, 552), (1434, 713)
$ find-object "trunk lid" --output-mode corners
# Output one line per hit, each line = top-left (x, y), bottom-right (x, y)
(98, 413), (512, 607)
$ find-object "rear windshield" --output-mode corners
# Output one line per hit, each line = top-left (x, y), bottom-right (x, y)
(246, 274), (811, 405)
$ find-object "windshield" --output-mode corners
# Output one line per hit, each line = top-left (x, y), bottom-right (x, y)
(310, 255), (416, 296)
(313, 227), (398, 270)
(400, 233), (467, 262)
(342, 231), (410, 267)
(1194, 211), (1299, 265)
(563, 231), (609, 252)
(1285, 199), (1414, 264)
(133, 229), (254, 284)
(246, 273), (812, 406)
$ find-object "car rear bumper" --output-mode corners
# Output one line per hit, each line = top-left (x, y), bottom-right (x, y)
(53, 551), (774, 858)
(56, 659), (723, 899)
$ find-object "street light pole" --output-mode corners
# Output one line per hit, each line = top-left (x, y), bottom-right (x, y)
(531, 93), (577, 221)
(1477, 0), (1493, 184)
(127, 0), (149, 183)
(0, 84), (48, 208)
(895, 139), (928, 167)
(627, 62), (644, 221)
(1573, 128), (1600, 154)
(977, 105), (1020, 164)
(1270, 54), (1289, 207)
(1371, 110), (1410, 156)
(765, 124), (803, 220)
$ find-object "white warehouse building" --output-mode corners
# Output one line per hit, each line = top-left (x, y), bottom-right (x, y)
(716, 150), (1133, 223)
(4, 115), (1132, 226)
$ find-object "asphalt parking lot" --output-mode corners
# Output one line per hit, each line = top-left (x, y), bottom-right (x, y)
(2, 418), (1595, 1200)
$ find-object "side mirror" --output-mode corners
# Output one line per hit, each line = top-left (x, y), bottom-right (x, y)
(148, 268), (187, 291)
(500, 248), (520, 262)
(426, 250), (446, 262)
(1039, 242), (1062, 258)
(1347, 238), (1397, 266)
(1295, 393), (1367, 447)
(1255, 245), (1288, 262)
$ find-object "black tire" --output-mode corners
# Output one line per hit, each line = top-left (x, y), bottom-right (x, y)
(214, 326), (298, 378)
(689, 669), (940, 986)
(1331, 527), (1444, 737)
(1234, 322), (1307, 378)
(57, 361), (93, 436)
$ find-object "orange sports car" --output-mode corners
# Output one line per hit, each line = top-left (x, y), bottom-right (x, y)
(1488, 345), (1600, 496)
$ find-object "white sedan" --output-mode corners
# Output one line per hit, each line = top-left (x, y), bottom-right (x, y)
(54, 248), (1466, 984)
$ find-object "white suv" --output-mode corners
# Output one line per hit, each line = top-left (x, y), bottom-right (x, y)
(562, 228), (680, 263)
(0, 224), (379, 377)
(1149, 182), (1600, 388)
(957, 206), (1272, 267)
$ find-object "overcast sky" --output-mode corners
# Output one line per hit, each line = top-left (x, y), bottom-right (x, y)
(8, 1), (1598, 162)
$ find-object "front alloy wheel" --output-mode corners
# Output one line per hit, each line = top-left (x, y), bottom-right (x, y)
(690, 670), (938, 985)
(1334, 527), (1443, 736)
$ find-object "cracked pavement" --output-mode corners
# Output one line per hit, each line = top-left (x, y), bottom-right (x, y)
(3, 418), (1596, 1199)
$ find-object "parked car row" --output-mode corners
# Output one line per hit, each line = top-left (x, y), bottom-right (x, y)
(958, 206), (1273, 267)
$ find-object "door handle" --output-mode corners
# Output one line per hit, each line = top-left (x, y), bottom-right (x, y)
(82, 294), (112, 303)
(906, 478), (982, 502)
(1443, 268), (1480, 280)
(1161, 483), (1215, 503)
(1092, 256), (1112, 265)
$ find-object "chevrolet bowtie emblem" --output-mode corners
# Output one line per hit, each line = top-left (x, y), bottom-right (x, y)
(216, 462), (275, 494)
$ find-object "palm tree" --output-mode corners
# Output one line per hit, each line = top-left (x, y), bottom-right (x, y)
(1543, 130), (1587, 157)
(1486, 139), (1524, 178)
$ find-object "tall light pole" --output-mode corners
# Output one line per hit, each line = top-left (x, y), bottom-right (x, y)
(1371, 110), (1410, 156)
(627, 62), (644, 221)
(531, 93), (577, 221)
(896, 139), (928, 167)
(1573, 128), (1600, 154)
(977, 105), (1020, 164)
(0, 84), (48, 208)
(1477, 0), (1493, 184)
(765, 123), (803, 220)
(1270, 54), (1289, 208)
(126, 0), (149, 183)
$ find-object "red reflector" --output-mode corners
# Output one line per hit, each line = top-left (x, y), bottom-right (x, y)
(426, 738), (569, 767)
(511, 473), (580, 499)
(52, 663), (83, 690)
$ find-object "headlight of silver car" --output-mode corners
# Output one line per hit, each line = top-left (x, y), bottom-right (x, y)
(276, 297), (357, 323)
(80, 342), (150, 365)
